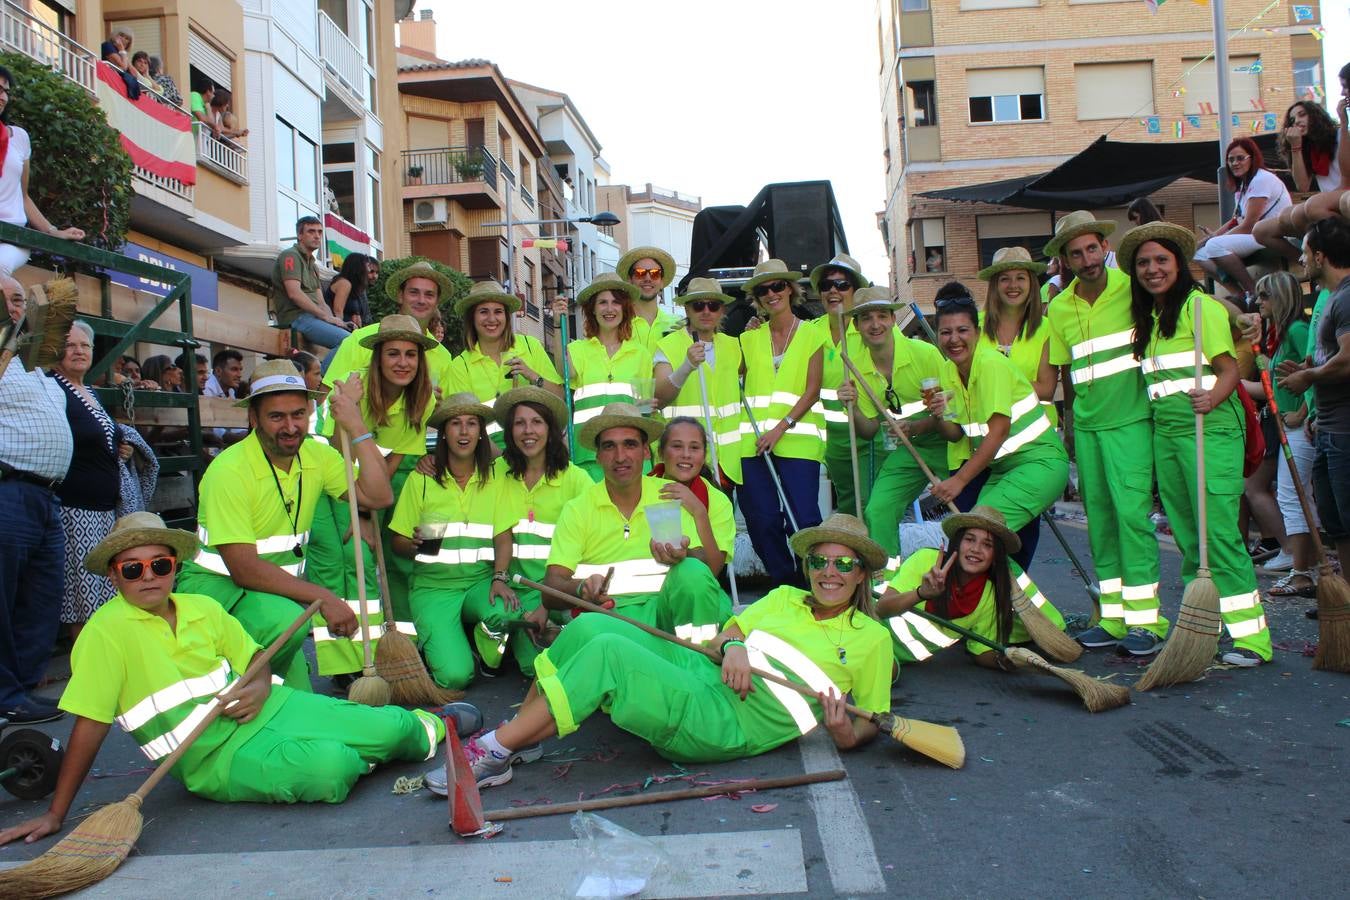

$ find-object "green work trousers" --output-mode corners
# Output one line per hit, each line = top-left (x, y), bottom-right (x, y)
(192, 688), (442, 803)
(535, 613), (801, 763)
(610, 558), (732, 644)
(462, 580), (567, 678)
(825, 425), (887, 517)
(1154, 425), (1271, 659)
(1076, 422), (1167, 638)
(978, 449), (1069, 532)
(864, 438), (946, 557)
(175, 570), (312, 691)
(381, 459), (418, 623)
(410, 579), (478, 691)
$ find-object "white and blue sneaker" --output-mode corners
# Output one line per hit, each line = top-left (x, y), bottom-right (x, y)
(423, 734), (543, 796)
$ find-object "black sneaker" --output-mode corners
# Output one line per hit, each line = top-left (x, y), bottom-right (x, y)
(3, 699), (65, 725)
(1074, 625), (1120, 648)
(1117, 627), (1164, 657)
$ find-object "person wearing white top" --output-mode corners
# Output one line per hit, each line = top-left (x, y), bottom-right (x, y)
(1194, 137), (1293, 304)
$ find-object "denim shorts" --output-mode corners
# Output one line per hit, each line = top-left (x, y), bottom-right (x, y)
(1313, 429), (1350, 539)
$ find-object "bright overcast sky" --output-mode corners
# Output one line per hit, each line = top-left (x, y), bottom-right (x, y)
(420, 0), (890, 284)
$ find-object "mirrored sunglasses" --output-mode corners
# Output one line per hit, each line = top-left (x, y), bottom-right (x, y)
(806, 554), (858, 573)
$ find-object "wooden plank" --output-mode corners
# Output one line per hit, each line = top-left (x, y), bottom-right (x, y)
(192, 306), (290, 356)
(114, 396), (248, 429)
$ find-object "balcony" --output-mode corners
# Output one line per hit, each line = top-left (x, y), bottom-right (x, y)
(905, 125), (940, 164)
(197, 129), (247, 185)
(520, 185), (535, 211)
(318, 10), (366, 112)
(401, 145), (501, 210)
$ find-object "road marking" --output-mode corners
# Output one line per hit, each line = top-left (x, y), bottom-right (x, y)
(798, 729), (887, 894)
(1, 829), (805, 898)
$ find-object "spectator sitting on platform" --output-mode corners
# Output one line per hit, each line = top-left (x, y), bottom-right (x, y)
(204, 348), (244, 400)
(271, 216), (352, 369)
(1127, 198), (1162, 226)
(148, 56), (181, 106)
(99, 29), (140, 100)
(177, 350), (207, 392)
(140, 355), (183, 392)
(1194, 137), (1292, 306)
(325, 252), (371, 328)
(189, 75), (220, 139)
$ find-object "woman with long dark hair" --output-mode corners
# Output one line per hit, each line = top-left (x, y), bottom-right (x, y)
(1254, 96), (1348, 264)
(1193, 137), (1292, 304)
(876, 506), (1065, 669)
(325, 253), (371, 327)
(1122, 222), (1271, 667)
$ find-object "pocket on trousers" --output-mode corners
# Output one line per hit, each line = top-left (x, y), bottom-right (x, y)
(1207, 474), (1245, 497)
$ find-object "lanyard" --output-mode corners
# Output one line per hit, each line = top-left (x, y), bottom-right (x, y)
(264, 450), (305, 558)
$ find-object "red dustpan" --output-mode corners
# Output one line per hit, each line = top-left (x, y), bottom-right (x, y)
(445, 725), (498, 837)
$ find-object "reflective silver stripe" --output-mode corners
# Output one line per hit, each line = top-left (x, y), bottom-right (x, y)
(995, 412), (1050, 458)
(1147, 375), (1216, 400)
(191, 550), (233, 576)
(573, 406), (606, 424)
(257, 532), (309, 554)
(674, 623), (718, 643)
(823, 409), (849, 424)
(1010, 393), (1039, 419)
(429, 546), (496, 565)
(1121, 582), (1158, 601)
(414, 710), (440, 760)
(1122, 608), (1160, 625)
(819, 388), (840, 405)
(422, 522), (495, 540)
(513, 544), (551, 560)
(962, 422), (989, 438)
(1071, 354), (1138, 385)
(1225, 614), (1267, 638)
(138, 700), (216, 761)
(1100, 602), (1126, 618)
(905, 611), (959, 648)
(888, 616), (933, 660)
(574, 383), (637, 402)
(1070, 329), (1133, 359)
(897, 400), (927, 418)
(117, 659), (232, 733)
(1141, 351), (1203, 374)
(575, 560), (670, 595)
(668, 404), (703, 418)
(514, 519), (556, 538)
(1099, 578), (1122, 594)
(738, 420), (828, 441)
(745, 630), (841, 736)
(1219, 590), (1260, 613)
(486, 420), (503, 437)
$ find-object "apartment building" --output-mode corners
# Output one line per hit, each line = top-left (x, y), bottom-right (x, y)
(597, 182), (701, 313)
(877, 0), (1328, 310)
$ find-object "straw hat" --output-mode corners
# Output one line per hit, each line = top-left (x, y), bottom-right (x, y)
(941, 505), (1021, 554)
(577, 272), (640, 307)
(493, 384), (567, 433)
(742, 259), (802, 297)
(577, 401), (664, 449)
(617, 246), (677, 290)
(453, 279), (521, 318)
(849, 298), (902, 318)
(679, 277), (733, 305)
(428, 392), (494, 429)
(789, 513), (888, 572)
(977, 246), (1048, 282)
(236, 357), (321, 408)
(384, 260), (454, 304)
(1115, 222), (1198, 273)
(1043, 211), (1117, 258)
(809, 253), (867, 293)
(358, 313), (439, 350)
(85, 511), (198, 575)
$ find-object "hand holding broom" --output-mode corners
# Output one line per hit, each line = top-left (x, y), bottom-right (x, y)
(338, 427), (389, 707)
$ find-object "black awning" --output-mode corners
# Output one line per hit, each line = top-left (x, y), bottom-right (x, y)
(917, 134), (1280, 211)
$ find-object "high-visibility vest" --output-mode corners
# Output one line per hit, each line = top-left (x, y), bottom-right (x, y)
(739, 323), (826, 462)
(657, 330), (744, 484)
(567, 336), (655, 467)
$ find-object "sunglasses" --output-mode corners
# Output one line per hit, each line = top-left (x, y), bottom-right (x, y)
(114, 555), (176, 580)
(885, 385), (902, 413)
(1226, 155), (1250, 164)
(934, 295), (977, 311)
(819, 277), (854, 293)
(687, 300), (723, 313)
(753, 280), (790, 298)
(806, 554), (858, 574)
(631, 266), (663, 280)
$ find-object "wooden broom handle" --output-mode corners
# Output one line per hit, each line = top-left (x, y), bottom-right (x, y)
(1193, 295), (1208, 570)
(133, 599), (324, 800)
(339, 428), (377, 674)
(1261, 368), (1330, 564)
(832, 309), (865, 519)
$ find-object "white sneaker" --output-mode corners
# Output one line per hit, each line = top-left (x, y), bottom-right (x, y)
(1261, 550), (1294, 572)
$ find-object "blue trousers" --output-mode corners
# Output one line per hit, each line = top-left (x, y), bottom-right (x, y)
(738, 454), (823, 584)
(0, 481), (64, 707)
(952, 468), (1042, 572)
(290, 312), (351, 371)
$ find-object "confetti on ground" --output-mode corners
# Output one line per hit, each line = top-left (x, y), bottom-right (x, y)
(391, 775), (425, 794)
(494, 876), (513, 883)
(750, 804), (778, 813)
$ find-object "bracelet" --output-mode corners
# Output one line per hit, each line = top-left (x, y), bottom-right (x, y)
(493, 571), (509, 584)
(719, 638), (746, 655)
(533, 375), (544, 388)
(575, 581), (586, 598)
(350, 432), (374, 446)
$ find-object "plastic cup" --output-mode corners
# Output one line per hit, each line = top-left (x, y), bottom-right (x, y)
(633, 377), (656, 415)
(920, 377), (940, 404)
(644, 500), (683, 546)
(416, 521), (448, 557)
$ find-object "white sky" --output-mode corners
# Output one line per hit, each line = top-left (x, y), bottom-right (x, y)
(420, 0), (890, 284)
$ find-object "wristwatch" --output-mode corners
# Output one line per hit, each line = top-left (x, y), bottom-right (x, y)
(533, 375), (544, 387)
(493, 570), (509, 584)
(784, 415), (798, 429)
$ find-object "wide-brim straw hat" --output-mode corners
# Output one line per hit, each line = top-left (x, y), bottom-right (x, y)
(941, 505), (1021, 554)
(809, 253), (867, 293)
(85, 511), (198, 574)
(849, 297), (903, 318)
(577, 401), (665, 449)
(1115, 222), (1198, 273)
(617, 246), (677, 289)
(789, 513), (888, 572)
(236, 357), (321, 408)
(742, 259), (802, 297)
(385, 260), (455, 304)
(680, 276), (733, 305)
(1043, 211), (1117, 258)
(493, 384), (567, 432)
(428, 391), (494, 429)
(978, 246), (1048, 281)
(454, 279), (521, 318)
(577, 272), (640, 307)
(358, 313), (439, 350)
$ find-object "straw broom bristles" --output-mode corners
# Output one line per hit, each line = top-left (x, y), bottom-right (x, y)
(1004, 647), (1132, 712)
(875, 714), (965, 769)
(338, 428), (390, 708)
(0, 277), (79, 381)
(1010, 588), (1083, 663)
(1135, 567), (1223, 691)
(1312, 566), (1350, 672)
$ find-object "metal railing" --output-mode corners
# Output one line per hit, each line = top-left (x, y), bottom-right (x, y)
(317, 10), (366, 103)
(0, 0), (95, 93)
(520, 184), (535, 211)
(197, 128), (247, 184)
(401, 145), (497, 188)
(132, 164), (194, 203)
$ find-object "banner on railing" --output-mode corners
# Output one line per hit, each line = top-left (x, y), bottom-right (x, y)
(325, 212), (370, 268)
(94, 63), (196, 186)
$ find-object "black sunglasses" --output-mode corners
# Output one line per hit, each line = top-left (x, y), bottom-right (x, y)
(885, 384), (902, 413)
(753, 280), (790, 298)
(114, 555), (176, 580)
(687, 300), (724, 313)
(819, 277), (854, 293)
(934, 295), (977, 311)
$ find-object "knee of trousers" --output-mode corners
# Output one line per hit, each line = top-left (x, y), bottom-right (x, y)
(420, 625), (475, 690)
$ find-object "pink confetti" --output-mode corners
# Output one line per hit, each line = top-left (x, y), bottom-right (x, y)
(751, 803), (778, 813)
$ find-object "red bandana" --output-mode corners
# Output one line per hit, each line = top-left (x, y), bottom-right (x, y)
(650, 463), (709, 510)
(944, 573), (988, 619)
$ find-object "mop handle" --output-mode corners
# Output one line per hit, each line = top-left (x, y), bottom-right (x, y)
(908, 606), (1007, 654)
(739, 387), (801, 533)
(1193, 294), (1208, 571)
(558, 302), (576, 451)
(1040, 511), (1097, 590)
(339, 426), (376, 675)
(910, 302), (940, 344)
(697, 351), (720, 481)
(833, 309), (865, 519)
(134, 599), (324, 800)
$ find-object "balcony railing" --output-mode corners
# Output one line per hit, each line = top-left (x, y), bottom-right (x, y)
(402, 145), (497, 189)
(317, 10), (366, 104)
(520, 185), (535, 211)
(197, 128), (247, 184)
(0, 0), (94, 93)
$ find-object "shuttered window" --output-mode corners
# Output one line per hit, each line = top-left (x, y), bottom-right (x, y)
(1075, 62), (1154, 120)
(188, 30), (232, 88)
(113, 18), (161, 59)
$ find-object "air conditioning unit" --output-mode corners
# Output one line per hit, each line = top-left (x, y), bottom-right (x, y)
(413, 198), (448, 226)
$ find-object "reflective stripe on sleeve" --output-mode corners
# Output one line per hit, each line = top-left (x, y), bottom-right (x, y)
(1147, 375), (1217, 401)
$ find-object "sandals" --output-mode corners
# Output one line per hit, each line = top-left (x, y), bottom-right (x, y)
(1268, 569), (1316, 598)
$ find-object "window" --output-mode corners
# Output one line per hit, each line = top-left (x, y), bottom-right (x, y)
(1293, 58), (1322, 101)
(1182, 56), (1260, 116)
(909, 218), (946, 275)
(522, 258), (537, 318)
(366, 145), (381, 241)
(968, 67), (1044, 124)
(114, 18), (162, 59)
(902, 0), (930, 10)
(32, 1), (72, 37)
(960, 0), (1037, 8)
(1075, 62), (1153, 120)
(275, 116), (319, 235)
(975, 212), (1052, 268)
(188, 30), (232, 90)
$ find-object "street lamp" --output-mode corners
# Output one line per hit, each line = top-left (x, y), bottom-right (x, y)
(483, 207), (621, 297)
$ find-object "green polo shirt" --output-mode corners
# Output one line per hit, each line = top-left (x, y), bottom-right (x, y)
(450, 334), (562, 403)
(270, 244), (321, 328)
(388, 468), (504, 591)
(317, 378), (433, 457)
(1141, 289), (1242, 436)
(492, 457), (593, 583)
(944, 345), (1064, 474)
(633, 308), (684, 354)
(854, 329), (947, 455)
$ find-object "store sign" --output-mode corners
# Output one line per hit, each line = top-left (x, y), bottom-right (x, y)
(110, 241), (219, 311)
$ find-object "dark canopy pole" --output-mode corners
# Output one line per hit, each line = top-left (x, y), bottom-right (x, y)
(1214, 0), (1236, 220)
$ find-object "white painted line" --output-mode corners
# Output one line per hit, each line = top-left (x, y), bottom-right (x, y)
(798, 729), (887, 894)
(2, 829), (805, 898)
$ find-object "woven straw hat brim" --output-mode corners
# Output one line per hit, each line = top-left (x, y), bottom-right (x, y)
(578, 278), (640, 307)
(235, 362), (320, 408)
(849, 299), (903, 317)
(428, 399), (494, 429)
(454, 289), (521, 318)
(789, 516), (888, 572)
(681, 289), (734, 305)
(384, 264), (455, 304)
(577, 412), (665, 450)
(617, 247), (677, 289)
(809, 258), (867, 293)
(86, 526), (198, 575)
(493, 385), (567, 432)
(941, 511), (1022, 554)
(1115, 222), (1198, 273)
(742, 270), (801, 295)
(977, 259), (1048, 281)
(1044, 220), (1117, 258)
(358, 327), (438, 350)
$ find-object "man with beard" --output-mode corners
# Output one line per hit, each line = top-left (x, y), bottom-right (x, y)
(618, 245), (683, 353)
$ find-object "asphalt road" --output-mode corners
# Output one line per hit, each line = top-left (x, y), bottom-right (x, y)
(2, 516), (1347, 898)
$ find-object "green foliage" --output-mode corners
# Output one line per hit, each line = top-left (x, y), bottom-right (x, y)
(368, 256), (473, 353)
(0, 53), (133, 249)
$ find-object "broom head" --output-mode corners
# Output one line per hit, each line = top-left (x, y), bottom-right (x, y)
(346, 669), (391, 707)
(1312, 569), (1350, 672)
(20, 277), (79, 371)
(376, 626), (464, 705)
(1, 793), (143, 898)
(1136, 568), (1222, 691)
(1005, 647), (1132, 713)
(876, 713), (965, 769)
(1011, 589), (1083, 663)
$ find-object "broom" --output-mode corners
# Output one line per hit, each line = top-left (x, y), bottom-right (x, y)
(1260, 368), (1350, 671)
(1136, 298), (1223, 691)
(514, 574), (965, 769)
(839, 352), (1081, 663)
(832, 309), (865, 519)
(908, 608), (1129, 712)
(370, 507), (466, 705)
(338, 427), (389, 707)
(2, 600), (323, 898)
(0, 277), (79, 380)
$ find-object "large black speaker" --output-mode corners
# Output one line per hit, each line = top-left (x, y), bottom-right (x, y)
(768, 183), (843, 276)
